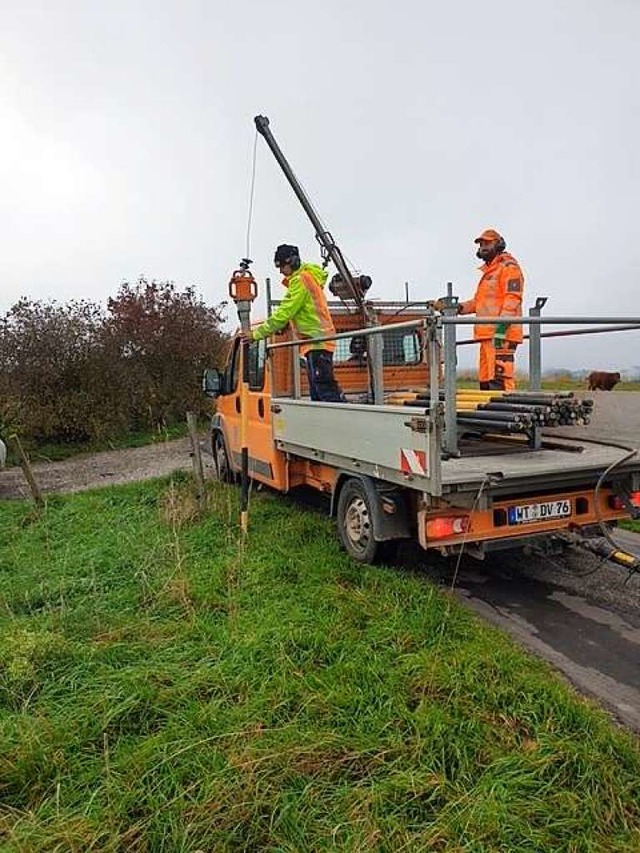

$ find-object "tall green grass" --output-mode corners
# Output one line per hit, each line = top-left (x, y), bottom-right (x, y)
(0, 476), (638, 851)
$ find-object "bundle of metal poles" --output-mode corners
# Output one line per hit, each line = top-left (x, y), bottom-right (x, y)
(398, 390), (594, 435)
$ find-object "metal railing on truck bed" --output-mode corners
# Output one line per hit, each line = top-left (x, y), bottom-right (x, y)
(265, 306), (640, 500)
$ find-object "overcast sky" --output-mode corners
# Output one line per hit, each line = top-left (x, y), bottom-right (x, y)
(2, 0), (639, 371)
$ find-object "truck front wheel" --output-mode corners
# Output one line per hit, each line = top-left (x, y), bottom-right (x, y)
(212, 432), (235, 483)
(337, 479), (380, 564)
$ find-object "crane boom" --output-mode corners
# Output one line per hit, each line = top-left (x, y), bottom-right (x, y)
(254, 115), (366, 308)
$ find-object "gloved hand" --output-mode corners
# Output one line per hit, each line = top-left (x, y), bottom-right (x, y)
(493, 323), (508, 349)
(240, 330), (254, 344)
(429, 298), (446, 312)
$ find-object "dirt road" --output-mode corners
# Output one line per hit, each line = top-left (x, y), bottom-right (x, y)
(0, 437), (214, 500)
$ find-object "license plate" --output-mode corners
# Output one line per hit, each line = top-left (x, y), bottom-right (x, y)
(507, 499), (571, 525)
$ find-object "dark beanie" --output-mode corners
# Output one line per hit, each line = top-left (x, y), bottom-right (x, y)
(274, 244), (299, 265)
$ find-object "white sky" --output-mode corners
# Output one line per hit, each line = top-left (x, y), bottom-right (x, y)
(2, 0), (639, 372)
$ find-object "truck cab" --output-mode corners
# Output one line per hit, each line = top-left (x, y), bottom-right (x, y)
(206, 302), (433, 496)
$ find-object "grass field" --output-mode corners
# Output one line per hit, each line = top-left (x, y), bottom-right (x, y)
(1, 476), (639, 851)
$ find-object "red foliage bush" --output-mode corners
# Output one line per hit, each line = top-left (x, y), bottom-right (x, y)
(0, 278), (229, 446)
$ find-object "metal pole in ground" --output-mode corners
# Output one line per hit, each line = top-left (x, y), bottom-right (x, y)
(186, 412), (206, 512)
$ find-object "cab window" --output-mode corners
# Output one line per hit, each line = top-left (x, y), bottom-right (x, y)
(333, 330), (421, 366)
(382, 329), (421, 365)
(227, 338), (240, 393)
(248, 338), (267, 390)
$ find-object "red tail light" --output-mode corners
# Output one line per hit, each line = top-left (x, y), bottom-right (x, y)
(426, 516), (470, 539)
(608, 491), (640, 510)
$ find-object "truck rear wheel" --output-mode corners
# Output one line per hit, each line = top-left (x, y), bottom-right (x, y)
(212, 432), (235, 483)
(337, 479), (380, 564)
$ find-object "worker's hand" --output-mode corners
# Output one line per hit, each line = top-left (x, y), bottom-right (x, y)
(240, 330), (254, 345)
(429, 298), (446, 312)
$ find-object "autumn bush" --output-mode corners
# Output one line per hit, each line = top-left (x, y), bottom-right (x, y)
(0, 278), (229, 446)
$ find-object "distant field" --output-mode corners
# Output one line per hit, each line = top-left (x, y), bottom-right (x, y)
(0, 476), (638, 851)
(455, 375), (640, 392)
(538, 379), (640, 392)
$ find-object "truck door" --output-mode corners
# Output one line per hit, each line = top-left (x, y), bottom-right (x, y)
(216, 336), (285, 488)
(242, 338), (279, 484)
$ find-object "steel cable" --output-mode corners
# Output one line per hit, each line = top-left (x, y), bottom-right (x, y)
(245, 129), (259, 260)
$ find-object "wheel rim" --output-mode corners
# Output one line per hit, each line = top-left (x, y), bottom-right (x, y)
(344, 496), (372, 555)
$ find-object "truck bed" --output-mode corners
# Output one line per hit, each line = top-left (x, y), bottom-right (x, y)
(442, 437), (638, 494)
(272, 393), (640, 498)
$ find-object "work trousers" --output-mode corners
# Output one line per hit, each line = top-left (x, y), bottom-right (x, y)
(305, 349), (346, 402)
(478, 340), (518, 392)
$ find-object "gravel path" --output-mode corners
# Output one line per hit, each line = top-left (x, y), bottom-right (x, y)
(0, 437), (214, 500)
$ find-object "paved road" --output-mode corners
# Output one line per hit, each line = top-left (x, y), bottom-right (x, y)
(549, 388), (640, 448)
(327, 391), (640, 731)
(440, 537), (640, 732)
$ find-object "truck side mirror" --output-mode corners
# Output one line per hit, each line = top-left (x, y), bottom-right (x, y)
(202, 368), (223, 397)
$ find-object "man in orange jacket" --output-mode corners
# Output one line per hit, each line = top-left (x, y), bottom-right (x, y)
(437, 229), (524, 392)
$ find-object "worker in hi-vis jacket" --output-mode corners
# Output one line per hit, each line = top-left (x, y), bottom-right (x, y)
(435, 229), (524, 392)
(243, 243), (345, 402)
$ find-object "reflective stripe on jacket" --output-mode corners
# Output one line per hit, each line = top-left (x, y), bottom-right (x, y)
(251, 263), (336, 355)
(459, 252), (524, 343)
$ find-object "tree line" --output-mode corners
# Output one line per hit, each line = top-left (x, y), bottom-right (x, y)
(0, 278), (229, 448)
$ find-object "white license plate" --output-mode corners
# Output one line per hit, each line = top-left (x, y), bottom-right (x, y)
(507, 499), (571, 525)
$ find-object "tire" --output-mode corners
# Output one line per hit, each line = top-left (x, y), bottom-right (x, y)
(336, 479), (380, 564)
(212, 432), (235, 483)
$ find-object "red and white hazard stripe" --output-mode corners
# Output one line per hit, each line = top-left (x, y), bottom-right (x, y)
(400, 448), (428, 476)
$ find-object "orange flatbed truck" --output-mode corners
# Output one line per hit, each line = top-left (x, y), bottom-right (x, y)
(204, 301), (640, 568)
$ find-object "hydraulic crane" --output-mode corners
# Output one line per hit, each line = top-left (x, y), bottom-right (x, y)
(253, 115), (385, 403)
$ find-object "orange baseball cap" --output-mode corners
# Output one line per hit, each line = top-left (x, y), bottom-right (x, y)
(474, 229), (503, 243)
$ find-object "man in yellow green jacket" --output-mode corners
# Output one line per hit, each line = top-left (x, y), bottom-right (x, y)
(246, 243), (345, 402)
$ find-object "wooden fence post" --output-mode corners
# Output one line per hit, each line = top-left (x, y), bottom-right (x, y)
(8, 434), (44, 507)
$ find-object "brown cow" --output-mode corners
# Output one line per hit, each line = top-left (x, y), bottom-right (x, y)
(587, 370), (621, 391)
